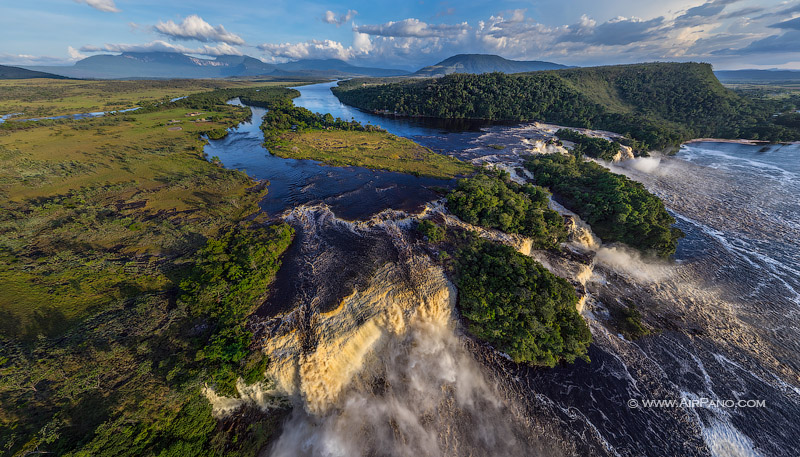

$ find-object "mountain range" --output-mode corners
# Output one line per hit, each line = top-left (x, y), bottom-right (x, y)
(13, 52), (800, 83)
(412, 54), (569, 77)
(20, 52), (568, 80)
(25, 52), (411, 79)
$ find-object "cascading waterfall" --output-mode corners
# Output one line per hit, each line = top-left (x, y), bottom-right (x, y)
(257, 205), (568, 457)
(204, 85), (800, 456)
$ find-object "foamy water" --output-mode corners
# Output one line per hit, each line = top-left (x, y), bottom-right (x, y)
(210, 82), (800, 456)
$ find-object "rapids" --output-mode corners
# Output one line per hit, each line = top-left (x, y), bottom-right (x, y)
(203, 82), (800, 457)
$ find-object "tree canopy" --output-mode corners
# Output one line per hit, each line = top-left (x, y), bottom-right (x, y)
(456, 239), (591, 366)
(333, 63), (800, 149)
(524, 153), (683, 258)
(446, 171), (566, 249)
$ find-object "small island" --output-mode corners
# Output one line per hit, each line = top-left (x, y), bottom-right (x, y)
(260, 101), (474, 179)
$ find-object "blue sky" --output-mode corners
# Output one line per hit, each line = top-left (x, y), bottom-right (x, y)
(2, 0), (800, 70)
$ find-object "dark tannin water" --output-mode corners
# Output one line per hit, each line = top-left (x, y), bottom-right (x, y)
(208, 82), (800, 457)
(205, 98), (454, 220)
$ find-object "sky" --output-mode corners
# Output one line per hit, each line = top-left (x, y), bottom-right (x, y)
(2, 0), (800, 70)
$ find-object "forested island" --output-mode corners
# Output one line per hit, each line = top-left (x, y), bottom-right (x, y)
(524, 154), (683, 258)
(445, 171), (566, 248)
(555, 128), (628, 159)
(415, 216), (591, 366)
(333, 62), (800, 149)
(454, 238), (591, 366)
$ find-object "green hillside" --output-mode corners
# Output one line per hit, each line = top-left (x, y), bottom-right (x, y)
(333, 62), (800, 149)
(0, 64), (68, 80)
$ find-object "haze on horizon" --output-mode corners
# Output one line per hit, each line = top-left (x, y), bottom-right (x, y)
(2, 0), (800, 71)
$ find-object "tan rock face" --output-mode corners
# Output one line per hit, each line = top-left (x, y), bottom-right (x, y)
(264, 257), (456, 415)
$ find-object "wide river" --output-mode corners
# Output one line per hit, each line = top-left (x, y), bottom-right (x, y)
(207, 81), (800, 457)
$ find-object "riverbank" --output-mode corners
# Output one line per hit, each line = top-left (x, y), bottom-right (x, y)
(682, 137), (769, 145)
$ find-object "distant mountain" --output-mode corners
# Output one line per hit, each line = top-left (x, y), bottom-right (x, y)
(25, 52), (408, 79)
(275, 59), (408, 77)
(412, 54), (569, 77)
(714, 69), (800, 83)
(0, 64), (69, 79)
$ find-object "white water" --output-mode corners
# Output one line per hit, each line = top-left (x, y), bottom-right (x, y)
(257, 206), (558, 456)
(209, 83), (800, 456)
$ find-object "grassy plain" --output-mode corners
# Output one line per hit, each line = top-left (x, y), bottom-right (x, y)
(0, 78), (282, 119)
(0, 102), (258, 333)
(0, 80), (301, 456)
(268, 129), (474, 179)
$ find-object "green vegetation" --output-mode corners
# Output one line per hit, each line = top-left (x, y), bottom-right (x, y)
(170, 86), (301, 112)
(556, 129), (625, 160)
(446, 171), (566, 249)
(0, 78), (283, 120)
(0, 223), (293, 457)
(333, 63), (800, 149)
(610, 302), (651, 340)
(418, 193), (588, 367)
(180, 223), (294, 396)
(261, 102), (473, 179)
(416, 219), (445, 242)
(524, 153), (683, 258)
(0, 82), (302, 456)
(455, 239), (591, 366)
(262, 100), (384, 133)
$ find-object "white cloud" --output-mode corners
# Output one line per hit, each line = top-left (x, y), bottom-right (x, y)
(67, 2), (800, 69)
(323, 9), (358, 26)
(154, 15), (245, 45)
(257, 39), (356, 61)
(338, 5), (800, 68)
(713, 30), (800, 55)
(352, 31), (373, 54)
(355, 18), (469, 38)
(75, 0), (120, 13)
(80, 40), (242, 56)
(67, 46), (87, 60)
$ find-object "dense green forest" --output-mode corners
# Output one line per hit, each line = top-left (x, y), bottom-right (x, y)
(333, 63), (800, 149)
(555, 129), (624, 160)
(172, 86), (299, 111)
(455, 239), (591, 366)
(260, 100), (384, 140)
(446, 171), (566, 249)
(524, 153), (683, 258)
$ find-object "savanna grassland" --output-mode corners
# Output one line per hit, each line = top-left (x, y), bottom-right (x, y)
(0, 78), (283, 119)
(0, 80), (302, 456)
(267, 129), (473, 179)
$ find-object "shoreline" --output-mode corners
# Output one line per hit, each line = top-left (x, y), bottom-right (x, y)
(682, 138), (768, 145)
(682, 138), (800, 146)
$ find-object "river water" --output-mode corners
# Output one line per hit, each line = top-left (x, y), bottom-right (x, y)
(206, 82), (800, 457)
(206, 97), (453, 220)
